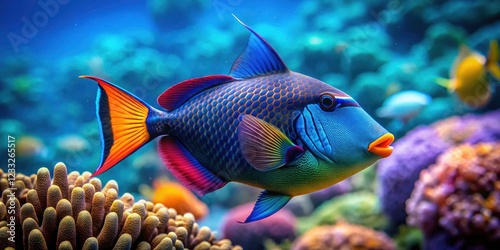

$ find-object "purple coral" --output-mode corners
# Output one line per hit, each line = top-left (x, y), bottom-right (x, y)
(377, 126), (451, 230)
(222, 203), (296, 250)
(378, 110), (500, 231)
(406, 143), (500, 249)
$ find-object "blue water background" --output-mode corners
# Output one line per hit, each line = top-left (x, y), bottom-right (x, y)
(1, 0), (500, 233)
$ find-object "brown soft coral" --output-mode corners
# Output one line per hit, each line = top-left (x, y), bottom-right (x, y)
(0, 162), (241, 250)
(406, 143), (500, 249)
(292, 222), (396, 250)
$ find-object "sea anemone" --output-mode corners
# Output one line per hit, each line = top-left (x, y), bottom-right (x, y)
(0, 162), (241, 250)
(406, 143), (500, 249)
(292, 222), (396, 250)
(221, 203), (296, 250)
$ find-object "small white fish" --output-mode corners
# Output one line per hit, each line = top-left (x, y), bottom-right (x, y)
(376, 90), (432, 123)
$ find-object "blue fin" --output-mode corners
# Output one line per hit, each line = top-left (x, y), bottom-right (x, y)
(238, 115), (304, 171)
(230, 15), (289, 79)
(158, 136), (228, 195)
(242, 190), (291, 223)
(157, 75), (235, 111)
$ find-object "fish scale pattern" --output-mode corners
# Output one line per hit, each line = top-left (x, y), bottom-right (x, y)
(161, 71), (343, 180)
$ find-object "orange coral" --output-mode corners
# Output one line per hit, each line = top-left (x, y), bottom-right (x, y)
(292, 222), (396, 250)
(150, 180), (209, 220)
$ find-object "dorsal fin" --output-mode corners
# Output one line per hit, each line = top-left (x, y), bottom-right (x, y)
(229, 15), (289, 79)
(157, 74), (235, 111)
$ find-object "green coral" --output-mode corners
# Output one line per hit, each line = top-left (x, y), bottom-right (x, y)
(393, 225), (424, 250)
(298, 191), (387, 233)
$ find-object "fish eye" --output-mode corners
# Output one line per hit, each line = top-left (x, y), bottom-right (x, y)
(319, 93), (337, 111)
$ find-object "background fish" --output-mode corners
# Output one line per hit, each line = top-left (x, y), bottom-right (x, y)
(81, 16), (394, 223)
(436, 40), (500, 108)
(376, 90), (432, 124)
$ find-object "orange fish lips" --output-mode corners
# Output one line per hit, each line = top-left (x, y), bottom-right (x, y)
(368, 133), (394, 158)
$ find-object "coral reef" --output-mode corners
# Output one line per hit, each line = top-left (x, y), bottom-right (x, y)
(377, 126), (451, 230)
(393, 225), (424, 250)
(406, 143), (500, 249)
(433, 110), (500, 145)
(221, 203), (296, 250)
(298, 191), (387, 233)
(0, 162), (241, 250)
(378, 110), (500, 232)
(292, 222), (396, 250)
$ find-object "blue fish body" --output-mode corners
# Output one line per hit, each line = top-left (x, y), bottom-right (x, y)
(82, 16), (394, 222)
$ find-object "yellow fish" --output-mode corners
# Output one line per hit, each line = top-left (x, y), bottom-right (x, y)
(436, 40), (500, 108)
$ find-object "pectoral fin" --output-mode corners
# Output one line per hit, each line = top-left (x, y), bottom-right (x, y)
(241, 190), (291, 223)
(238, 115), (305, 171)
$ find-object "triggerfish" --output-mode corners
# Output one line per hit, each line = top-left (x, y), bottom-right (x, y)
(436, 40), (500, 108)
(376, 90), (432, 123)
(81, 16), (394, 223)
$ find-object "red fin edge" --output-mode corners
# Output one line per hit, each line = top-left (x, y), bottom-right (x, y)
(157, 136), (227, 195)
(157, 75), (235, 111)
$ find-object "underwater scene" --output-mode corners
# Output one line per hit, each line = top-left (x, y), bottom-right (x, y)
(1, 0), (500, 249)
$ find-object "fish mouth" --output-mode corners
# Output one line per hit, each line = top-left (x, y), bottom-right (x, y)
(368, 133), (394, 158)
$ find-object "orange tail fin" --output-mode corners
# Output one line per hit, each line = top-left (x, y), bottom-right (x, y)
(81, 76), (155, 176)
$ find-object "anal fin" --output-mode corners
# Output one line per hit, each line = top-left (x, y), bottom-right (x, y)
(158, 136), (227, 196)
(242, 190), (291, 223)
